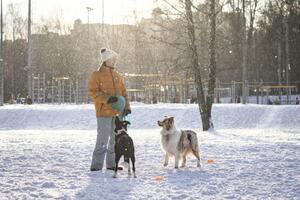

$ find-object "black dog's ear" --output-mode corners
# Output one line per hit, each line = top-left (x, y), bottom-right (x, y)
(122, 121), (131, 130)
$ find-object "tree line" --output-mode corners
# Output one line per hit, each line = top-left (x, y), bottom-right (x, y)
(2, 0), (300, 129)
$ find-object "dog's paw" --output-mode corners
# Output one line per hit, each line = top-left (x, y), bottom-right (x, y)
(180, 165), (186, 168)
(113, 174), (117, 178)
(197, 162), (202, 167)
(174, 166), (179, 169)
(132, 172), (137, 178)
(163, 163), (168, 167)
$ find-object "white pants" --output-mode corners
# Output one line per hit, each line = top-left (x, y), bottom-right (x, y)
(90, 117), (116, 170)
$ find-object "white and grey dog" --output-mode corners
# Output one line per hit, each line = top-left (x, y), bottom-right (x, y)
(157, 116), (201, 168)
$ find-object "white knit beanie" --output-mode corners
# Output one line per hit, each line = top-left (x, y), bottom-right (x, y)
(100, 48), (118, 64)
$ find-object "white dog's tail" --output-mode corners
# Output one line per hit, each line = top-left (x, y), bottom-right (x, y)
(178, 130), (199, 151)
(188, 132), (199, 151)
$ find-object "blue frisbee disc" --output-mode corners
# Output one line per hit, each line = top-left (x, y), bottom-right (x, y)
(111, 95), (126, 112)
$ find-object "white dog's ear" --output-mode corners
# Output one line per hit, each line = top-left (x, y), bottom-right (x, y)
(169, 117), (174, 124)
(157, 121), (163, 126)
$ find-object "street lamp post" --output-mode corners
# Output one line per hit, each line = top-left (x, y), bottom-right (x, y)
(284, 16), (290, 104)
(241, 0), (248, 104)
(0, 0), (3, 106)
(86, 6), (93, 40)
(86, 6), (93, 80)
(102, 0), (104, 35)
(27, 0), (33, 99)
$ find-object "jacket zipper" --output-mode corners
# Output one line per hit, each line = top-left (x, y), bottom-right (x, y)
(99, 103), (104, 113)
(109, 68), (117, 96)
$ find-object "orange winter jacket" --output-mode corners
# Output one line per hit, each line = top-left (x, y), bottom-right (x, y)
(88, 66), (130, 117)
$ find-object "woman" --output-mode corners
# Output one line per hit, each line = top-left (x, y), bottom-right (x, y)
(88, 48), (131, 171)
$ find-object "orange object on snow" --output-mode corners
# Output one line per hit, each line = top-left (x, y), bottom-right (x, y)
(207, 159), (215, 164)
(154, 176), (164, 181)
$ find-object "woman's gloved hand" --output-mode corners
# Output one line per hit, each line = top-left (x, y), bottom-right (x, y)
(107, 96), (118, 104)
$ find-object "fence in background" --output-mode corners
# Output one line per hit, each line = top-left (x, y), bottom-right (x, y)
(29, 73), (89, 104)
(12, 73), (300, 105)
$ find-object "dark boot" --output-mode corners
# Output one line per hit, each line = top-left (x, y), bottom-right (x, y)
(90, 168), (101, 172)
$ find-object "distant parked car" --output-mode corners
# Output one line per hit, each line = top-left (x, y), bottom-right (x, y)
(20, 98), (26, 104)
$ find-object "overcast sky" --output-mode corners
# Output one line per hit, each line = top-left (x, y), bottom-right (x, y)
(3, 0), (156, 25)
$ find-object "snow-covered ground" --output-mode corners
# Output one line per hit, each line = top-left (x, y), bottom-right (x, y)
(0, 103), (299, 199)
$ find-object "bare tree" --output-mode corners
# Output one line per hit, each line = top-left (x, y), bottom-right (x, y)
(184, 0), (217, 130)
(227, 0), (258, 103)
(206, 0), (217, 129)
(6, 3), (26, 40)
(5, 3), (26, 96)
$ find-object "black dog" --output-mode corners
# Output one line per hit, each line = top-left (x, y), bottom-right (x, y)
(113, 116), (136, 178)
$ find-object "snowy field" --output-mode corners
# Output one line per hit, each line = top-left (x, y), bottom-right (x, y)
(0, 103), (299, 199)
